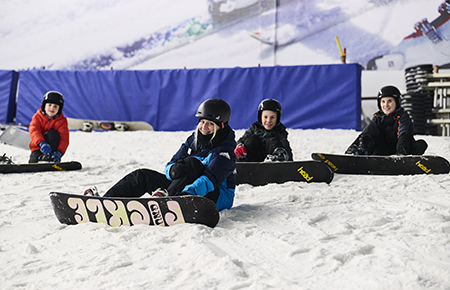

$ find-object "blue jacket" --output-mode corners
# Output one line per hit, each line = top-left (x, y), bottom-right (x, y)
(165, 126), (236, 211)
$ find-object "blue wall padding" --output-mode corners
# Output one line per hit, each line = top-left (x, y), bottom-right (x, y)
(15, 64), (361, 131)
(0, 70), (19, 124)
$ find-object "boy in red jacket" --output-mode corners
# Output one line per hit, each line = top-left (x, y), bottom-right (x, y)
(28, 91), (69, 163)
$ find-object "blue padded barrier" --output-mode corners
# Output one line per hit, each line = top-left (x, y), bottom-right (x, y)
(0, 70), (19, 124)
(16, 64), (361, 131)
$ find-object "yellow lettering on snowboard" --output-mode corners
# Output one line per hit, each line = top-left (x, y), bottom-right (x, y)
(297, 166), (313, 182)
(315, 153), (338, 171)
(416, 161), (431, 173)
(52, 164), (65, 171)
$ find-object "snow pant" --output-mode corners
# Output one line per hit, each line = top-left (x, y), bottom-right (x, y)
(103, 156), (220, 204)
(371, 138), (428, 155)
(240, 135), (283, 162)
(346, 134), (428, 156)
(28, 129), (60, 163)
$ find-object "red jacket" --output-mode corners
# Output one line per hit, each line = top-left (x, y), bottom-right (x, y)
(29, 109), (70, 154)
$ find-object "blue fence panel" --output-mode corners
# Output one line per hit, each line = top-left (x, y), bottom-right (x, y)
(16, 64), (361, 131)
(0, 70), (19, 124)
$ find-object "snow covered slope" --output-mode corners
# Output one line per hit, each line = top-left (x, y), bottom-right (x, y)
(1, 129), (450, 289)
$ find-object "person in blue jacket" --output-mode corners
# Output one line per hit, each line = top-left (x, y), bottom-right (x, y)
(85, 98), (236, 211)
(345, 85), (428, 156)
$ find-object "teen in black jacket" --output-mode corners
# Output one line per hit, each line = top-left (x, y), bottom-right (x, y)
(235, 99), (293, 162)
(346, 85), (427, 155)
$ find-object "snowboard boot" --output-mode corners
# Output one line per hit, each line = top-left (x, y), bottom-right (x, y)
(84, 186), (99, 197)
(151, 188), (169, 198)
(355, 135), (375, 155)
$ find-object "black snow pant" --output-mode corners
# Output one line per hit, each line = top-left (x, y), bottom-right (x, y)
(240, 135), (283, 162)
(103, 156), (220, 203)
(372, 138), (428, 155)
(346, 134), (428, 156)
(29, 129), (60, 163)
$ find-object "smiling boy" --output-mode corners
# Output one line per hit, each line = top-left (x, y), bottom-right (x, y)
(28, 91), (69, 163)
(235, 99), (293, 162)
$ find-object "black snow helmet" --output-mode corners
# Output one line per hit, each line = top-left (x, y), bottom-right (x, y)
(42, 91), (64, 116)
(258, 99), (282, 124)
(377, 85), (401, 111)
(195, 98), (231, 129)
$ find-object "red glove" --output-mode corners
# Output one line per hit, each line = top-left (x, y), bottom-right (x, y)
(234, 144), (247, 158)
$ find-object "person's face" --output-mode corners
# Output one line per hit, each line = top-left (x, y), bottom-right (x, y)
(261, 110), (277, 131)
(198, 119), (218, 135)
(380, 97), (396, 115)
(45, 103), (60, 117)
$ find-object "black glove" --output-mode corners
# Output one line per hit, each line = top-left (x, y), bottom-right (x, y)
(170, 159), (188, 179)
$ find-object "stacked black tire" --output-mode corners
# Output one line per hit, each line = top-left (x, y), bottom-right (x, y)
(404, 64), (438, 135)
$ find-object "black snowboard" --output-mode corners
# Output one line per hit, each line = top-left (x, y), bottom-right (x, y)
(49, 192), (220, 228)
(0, 161), (82, 173)
(311, 153), (450, 175)
(236, 160), (334, 186)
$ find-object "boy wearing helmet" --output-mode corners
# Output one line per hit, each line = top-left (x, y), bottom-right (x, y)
(235, 99), (293, 162)
(28, 91), (69, 163)
(85, 98), (236, 211)
(345, 85), (428, 156)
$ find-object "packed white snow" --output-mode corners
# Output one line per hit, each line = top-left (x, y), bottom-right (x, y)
(1, 128), (450, 289)
(2, 0), (450, 289)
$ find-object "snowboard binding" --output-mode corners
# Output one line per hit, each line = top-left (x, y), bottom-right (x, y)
(0, 153), (14, 165)
(81, 122), (93, 132)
